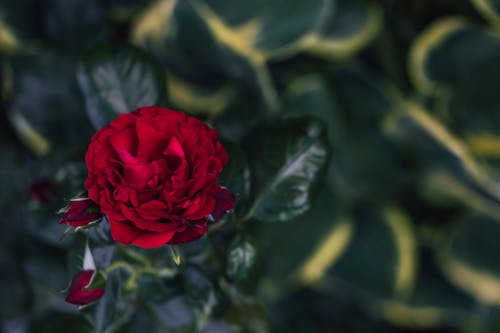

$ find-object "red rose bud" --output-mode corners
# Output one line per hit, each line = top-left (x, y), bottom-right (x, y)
(210, 187), (235, 221)
(65, 270), (105, 305)
(84, 106), (230, 248)
(28, 179), (57, 204)
(59, 198), (102, 227)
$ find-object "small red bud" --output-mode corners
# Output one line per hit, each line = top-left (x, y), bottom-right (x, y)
(65, 270), (105, 305)
(59, 198), (102, 227)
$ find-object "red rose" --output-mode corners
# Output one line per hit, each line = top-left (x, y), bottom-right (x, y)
(85, 106), (233, 248)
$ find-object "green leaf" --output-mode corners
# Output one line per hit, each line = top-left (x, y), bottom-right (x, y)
(470, 0), (500, 25)
(0, 252), (31, 319)
(259, 193), (418, 303)
(214, 96), (266, 142)
(218, 48), (280, 111)
(138, 273), (179, 305)
(183, 265), (219, 316)
(0, 0), (40, 53)
(166, 74), (236, 117)
(327, 69), (406, 200)
(23, 208), (71, 248)
(145, 295), (196, 333)
(88, 218), (114, 245)
(132, 0), (282, 112)
(315, 205), (418, 300)
(385, 102), (500, 220)
(257, 187), (345, 291)
(5, 51), (94, 156)
(31, 311), (93, 333)
(92, 245), (117, 269)
(40, 0), (106, 46)
(226, 233), (257, 282)
(218, 141), (251, 218)
(409, 18), (500, 142)
(305, 0), (382, 60)
(67, 235), (88, 276)
(198, 0), (329, 56)
(271, 288), (403, 333)
(77, 45), (168, 130)
(244, 116), (331, 222)
(140, 273), (196, 332)
(23, 245), (68, 292)
(282, 74), (337, 143)
(439, 213), (500, 305)
(225, 298), (271, 333)
(377, 249), (476, 330)
(409, 17), (465, 95)
(132, 0), (226, 85)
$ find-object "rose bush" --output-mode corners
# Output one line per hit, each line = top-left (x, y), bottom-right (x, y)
(84, 106), (233, 248)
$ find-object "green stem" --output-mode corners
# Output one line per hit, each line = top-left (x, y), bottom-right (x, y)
(118, 245), (151, 267)
(104, 261), (134, 275)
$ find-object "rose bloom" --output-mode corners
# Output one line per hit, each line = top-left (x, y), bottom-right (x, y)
(85, 106), (233, 248)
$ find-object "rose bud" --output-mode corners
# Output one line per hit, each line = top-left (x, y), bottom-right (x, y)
(28, 179), (57, 204)
(59, 198), (103, 227)
(84, 106), (233, 248)
(65, 270), (105, 305)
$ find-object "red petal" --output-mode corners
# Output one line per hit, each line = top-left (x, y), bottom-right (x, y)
(108, 217), (177, 248)
(163, 136), (185, 159)
(68, 270), (94, 292)
(211, 187), (235, 220)
(136, 113), (170, 162)
(183, 185), (218, 220)
(60, 199), (102, 227)
(131, 229), (178, 248)
(168, 220), (208, 244)
(108, 218), (144, 244)
(65, 288), (105, 305)
(109, 127), (138, 156)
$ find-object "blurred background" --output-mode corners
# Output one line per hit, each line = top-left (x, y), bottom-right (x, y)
(2, 0), (500, 332)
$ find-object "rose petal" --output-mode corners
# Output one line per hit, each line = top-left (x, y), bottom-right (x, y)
(109, 217), (176, 246)
(108, 218), (144, 244)
(183, 185), (219, 220)
(210, 187), (235, 220)
(168, 220), (207, 244)
(113, 148), (153, 189)
(119, 202), (175, 232)
(136, 114), (170, 162)
(65, 288), (105, 306)
(131, 229), (179, 248)
(163, 136), (185, 159)
(109, 127), (137, 155)
(68, 270), (94, 292)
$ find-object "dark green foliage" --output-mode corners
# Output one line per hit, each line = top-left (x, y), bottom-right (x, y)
(3, 0), (500, 332)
